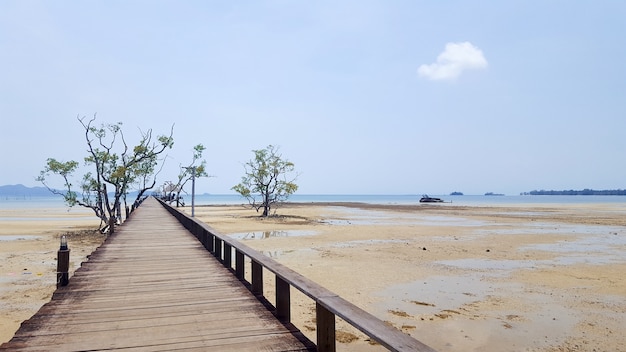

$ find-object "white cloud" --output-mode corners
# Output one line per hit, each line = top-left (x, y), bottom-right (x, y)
(418, 41), (488, 81)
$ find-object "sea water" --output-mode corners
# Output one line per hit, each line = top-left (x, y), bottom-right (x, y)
(193, 194), (626, 206)
(2, 194), (626, 209)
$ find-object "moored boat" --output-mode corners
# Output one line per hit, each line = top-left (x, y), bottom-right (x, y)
(419, 194), (444, 203)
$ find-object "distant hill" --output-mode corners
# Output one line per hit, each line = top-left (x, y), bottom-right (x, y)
(0, 184), (160, 199)
(0, 184), (55, 197)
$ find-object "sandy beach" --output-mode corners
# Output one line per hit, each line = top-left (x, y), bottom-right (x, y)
(0, 206), (104, 345)
(1, 201), (625, 351)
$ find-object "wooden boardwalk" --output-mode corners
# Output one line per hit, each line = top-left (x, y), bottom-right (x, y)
(1, 198), (314, 351)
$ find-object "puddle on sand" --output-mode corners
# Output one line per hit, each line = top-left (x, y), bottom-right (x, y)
(414, 215), (488, 227)
(479, 222), (624, 236)
(437, 250), (624, 271)
(320, 217), (398, 226)
(551, 254), (623, 265)
(322, 208), (488, 227)
(261, 249), (294, 258)
(374, 274), (581, 351)
(228, 230), (317, 240)
(320, 207), (399, 226)
(437, 258), (542, 272)
(522, 232), (626, 252)
(374, 273), (511, 316)
(0, 235), (42, 241)
(432, 234), (485, 242)
(330, 239), (409, 248)
(520, 232), (626, 264)
(261, 248), (317, 259)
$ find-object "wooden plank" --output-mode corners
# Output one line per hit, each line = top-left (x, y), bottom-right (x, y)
(15, 310), (297, 336)
(6, 331), (310, 352)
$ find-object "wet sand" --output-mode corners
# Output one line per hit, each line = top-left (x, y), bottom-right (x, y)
(1, 202), (625, 351)
(0, 207), (104, 345)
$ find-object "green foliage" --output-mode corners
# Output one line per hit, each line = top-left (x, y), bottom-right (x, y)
(37, 158), (80, 206)
(525, 189), (626, 195)
(163, 144), (210, 206)
(38, 115), (174, 230)
(232, 145), (298, 217)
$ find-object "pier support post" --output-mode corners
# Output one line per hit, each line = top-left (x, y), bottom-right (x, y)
(224, 243), (232, 268)
(276, 277), (290, 322)
(251, 260), (263, 296)
(214, 240), (222, 261)
(316, 303), (336, 352)
(235, 250), (245, 279)
(57, 235), (70, 287)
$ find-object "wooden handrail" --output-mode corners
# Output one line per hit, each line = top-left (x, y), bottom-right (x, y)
(156, 198), (436, 352)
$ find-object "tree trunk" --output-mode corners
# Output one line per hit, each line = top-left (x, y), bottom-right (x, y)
(262, 188), (271, 217)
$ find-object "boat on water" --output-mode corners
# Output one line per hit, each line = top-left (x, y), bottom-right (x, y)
(419, 194), (444, 203)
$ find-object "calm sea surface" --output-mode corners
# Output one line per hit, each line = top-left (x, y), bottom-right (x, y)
(2, 194), (626, 210)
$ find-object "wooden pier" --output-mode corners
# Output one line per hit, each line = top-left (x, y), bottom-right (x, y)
(1, 198), (313, 351)
(1, 197), (435, 351)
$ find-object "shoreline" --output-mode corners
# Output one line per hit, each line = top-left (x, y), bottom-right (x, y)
(1, 202), (625, 351)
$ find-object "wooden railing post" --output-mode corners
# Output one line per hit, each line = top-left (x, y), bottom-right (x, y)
(276, 277), (290, 322)
(190, 222), (197, 238)
(316, 302), (336, 352)
(214, 239), (222, 261)
(235, 250), (245, 279)
(207, 233), (214, 253)
(200, 230), (207, 249)
(251, 260), (263, 295)
(224, 243), (232, 268)
(56, 236), (70, 288)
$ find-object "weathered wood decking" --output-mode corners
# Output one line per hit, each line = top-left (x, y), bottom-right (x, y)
(1, 198), (314, 351)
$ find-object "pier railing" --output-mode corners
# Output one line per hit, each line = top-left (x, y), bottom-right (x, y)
(157, 198), (435, 352)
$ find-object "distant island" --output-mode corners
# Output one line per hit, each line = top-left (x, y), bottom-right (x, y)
(522, 189), (626, 196)
(484, 192), (504, 196)
(0, 184), (171, 199)
(0, 184), (53, 197)
(449, 191), (464, 196)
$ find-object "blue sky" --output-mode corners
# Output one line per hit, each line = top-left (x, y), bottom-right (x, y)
(2, 1), (625, 195)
